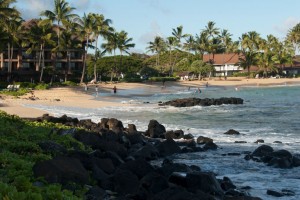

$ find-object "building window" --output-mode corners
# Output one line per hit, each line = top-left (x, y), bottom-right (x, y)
(22, 62), (30, 68)
(70, 62), (75, 69)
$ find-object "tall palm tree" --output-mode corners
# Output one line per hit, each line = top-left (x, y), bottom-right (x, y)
(146, 36), (166, 72)
(40, 0), (78, 47)
(76, 13), (95, 83)
(239, 31), (261, 76)
(287, 23), (300, 53)
(166, 36), (178, 73)
(90, 13), (113, 82)
(0, 0), (19, 23)
(3, 16), (23, 81)
(203, 21), (220, 63)
(117, 30), (135, 75)
(195, 31), (209, 58)
(22, 19), (56, 82)
(170, 25), (188, 75)
(102, 31), (119, 81)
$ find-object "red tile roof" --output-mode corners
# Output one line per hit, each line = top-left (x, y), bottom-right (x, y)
(203, 53), (239, 65)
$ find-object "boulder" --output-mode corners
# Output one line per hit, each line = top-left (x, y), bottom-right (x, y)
(252, 145), (274, 157)
(119, 159), (154, 179)
(197, 136), (213, 144)
(185, 171), (224, 198)
(139, 172), (169, 195)
(224, 129), (240, 135)
(159, 97), (243, 107)
(203, 141), (218, 150)
(145, 120), (166, 138)
(113, 169), (140, 196)
(85, 186), (108, 200)
(156, 138), (181, 157)
(33, 156), (89, 185)
(164, 130), (184, 140)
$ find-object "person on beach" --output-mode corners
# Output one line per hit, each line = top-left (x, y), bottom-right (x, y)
(95, 85), (99, 96)
(84, 83), (88, 92)
(113, 86), (117, 93)
(206, 82), (208, 87)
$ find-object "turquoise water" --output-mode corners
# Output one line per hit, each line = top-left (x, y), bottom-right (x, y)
(25, 84), (300, 199)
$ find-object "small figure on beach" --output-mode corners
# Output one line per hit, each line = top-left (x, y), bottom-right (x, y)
(95, 85), (99, 96)
(84, 83), (88, 92)
(113, 86), (117, 93)
(206, 82), (208, 87)
(198, 88), (202, 93)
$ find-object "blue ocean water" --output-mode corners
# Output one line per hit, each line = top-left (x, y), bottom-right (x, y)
(25, 84), (300, 199)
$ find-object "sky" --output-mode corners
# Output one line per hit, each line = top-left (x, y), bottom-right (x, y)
(14, 0), (300, 54)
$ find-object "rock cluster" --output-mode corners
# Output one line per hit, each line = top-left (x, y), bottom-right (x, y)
(245, 144), (300, 169)
(159, 97), (243, 107)
(31, 114), (262, 200)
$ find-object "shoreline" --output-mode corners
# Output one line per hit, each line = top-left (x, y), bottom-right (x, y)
(1, 77), (300, 118)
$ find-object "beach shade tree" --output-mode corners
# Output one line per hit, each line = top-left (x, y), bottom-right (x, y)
(21, 19), (56, 82)
(239, 31), (261, 77)
(117, 30), (135, 78)
(166, 36), (179, 75)
(3, 16), (23, 82)
(146, 36), (166, 72)
(0, 0), (20, 23)
(170, 25), (189, 75)
(287, 23), (300, 53)
(191, 60), (214, 80)
(272, 40), (294, 73)
(40, 0), (78, 47)
(202, 21), (220, 63)
(194, 31), (209, 59)
(257, 35), (278, 77)
(76, 13), (96, 83)
(101, 31), (119, 82)
(90, 13), (113, 83)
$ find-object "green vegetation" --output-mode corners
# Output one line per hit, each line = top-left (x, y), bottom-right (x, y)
(0, 111), (87, 199)
(1, 0), (300, 85)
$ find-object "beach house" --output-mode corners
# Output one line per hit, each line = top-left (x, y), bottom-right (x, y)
(203, 53), (242, 77)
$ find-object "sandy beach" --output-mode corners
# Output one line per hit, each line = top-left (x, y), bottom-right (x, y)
(1, 77), (300, 118)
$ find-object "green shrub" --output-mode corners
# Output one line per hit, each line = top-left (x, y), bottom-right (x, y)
(148, 77), (179, 82)
(34, 83), (50, 90)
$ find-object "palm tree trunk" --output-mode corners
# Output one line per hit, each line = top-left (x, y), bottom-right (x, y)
(111, 49), (116, 82)
(80, 36), (89, 83)
(40, 45), (45, 82)
(93, 36), (99, 82)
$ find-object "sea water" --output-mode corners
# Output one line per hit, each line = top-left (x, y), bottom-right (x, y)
(24, 84), (300, 199)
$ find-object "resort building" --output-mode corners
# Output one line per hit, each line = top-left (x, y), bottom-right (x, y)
(0, 19), (85, 82)
(203, 53), (243, 77)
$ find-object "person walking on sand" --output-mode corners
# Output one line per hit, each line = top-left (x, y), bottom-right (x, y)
(113, 85), (117, 93)
(84, 83), (88, 92)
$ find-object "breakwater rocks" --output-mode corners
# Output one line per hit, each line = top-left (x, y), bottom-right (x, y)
(30, 114), (298, 199)
(158, 97), (244, 107)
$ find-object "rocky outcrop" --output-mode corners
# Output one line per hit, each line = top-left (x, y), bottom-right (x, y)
(245, 145), (299, 168)
(159, 97), (243, 107)
(30, 114), (265, 200)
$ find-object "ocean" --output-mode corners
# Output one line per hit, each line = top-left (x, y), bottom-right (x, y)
(25, 83), (300, 199)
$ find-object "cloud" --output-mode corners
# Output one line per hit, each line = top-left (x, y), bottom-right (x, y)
(274, 17), (300, 36)
(139, 21), (164, 44)
(15, 0), (52, 19)
(138, 0), (170, 15)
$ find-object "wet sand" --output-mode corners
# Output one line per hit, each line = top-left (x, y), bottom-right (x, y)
(0, 77), (299, 118)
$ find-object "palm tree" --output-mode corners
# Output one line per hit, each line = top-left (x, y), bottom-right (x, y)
(203, 21), (220, 63)
(239, 31), (261, 76)
(90, 13), (113, 82)
(287, 23), (300, 53)
(0, 0), (19, 23)
(102, 31), (119, 81)
(117, 30), (135, 75)
(76, 13), (95, 83)
(170, 25), (188, 75)
(3, 16), (23, 82)
(195, 31), (209, 58)
(146, 36), (166, 72)
(166, 36), (178, 74)
(40, 0), (78, 47)
(22, 19), (56, 82)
